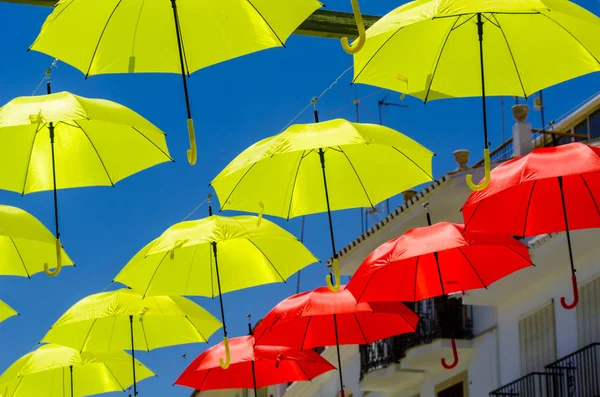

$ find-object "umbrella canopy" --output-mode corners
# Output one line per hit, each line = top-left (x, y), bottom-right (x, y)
(462, 142), (600, 309)
(41, 288), (221, 395)
(41, 289), (221, 352)
(352, 0), (600, 190)
(211, 118), (433, 218)
(211, 118), (433, 291)
(175, 335), (335, 392)
(0, 91), (171, 277)
(0, 300), (17, 325)
(0, 344), (154, 397)
(253, 286), (418, 397)
(29, 0), (322, 165)
(114, 215), (318, 297)
(0, 205), (72, 277)
(114, 211), (317, 372)
(346, 222), (534, 303)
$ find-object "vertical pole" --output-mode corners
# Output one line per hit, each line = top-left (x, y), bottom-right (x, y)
(333, 314), (345, 397)
(129, 315), (138, 396)
(69, 365), (74, 397)
(476, 13), (489, 154)
(47, 81), (60, 250)
(251, 361), (259, 397)
(170, 0), (192, 121)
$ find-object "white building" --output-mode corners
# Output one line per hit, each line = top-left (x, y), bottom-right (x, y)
(275, 94), (600, 397)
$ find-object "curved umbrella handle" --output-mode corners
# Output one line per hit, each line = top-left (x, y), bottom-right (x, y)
(561, 274), (579, 310)
(187, 118), (197, 166)
(44, 238), (63, 277)
(466, 148), (491, 191)
(326, 258), (341, 292)
(219, 337), (231, 369)
(341, 0), (366, 54)
(441, 338), (459, 370)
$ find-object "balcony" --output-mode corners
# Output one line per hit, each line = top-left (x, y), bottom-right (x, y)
(545, 343), (600, 397)
(489, 372), (566, 397)
(359, 297), (473, 393)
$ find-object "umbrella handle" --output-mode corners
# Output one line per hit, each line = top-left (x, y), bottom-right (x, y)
(219, 337), (231, 369)
(256, 201), (264, 227)
(560, 274), (579, 310)
(187, 118), (197, 166)
(466, 148), (491, 191)
(326, 258), (341, 292)
(44, 238), (63, 277)
(441, 338), (459, 369)
(341, 0), (366, 54)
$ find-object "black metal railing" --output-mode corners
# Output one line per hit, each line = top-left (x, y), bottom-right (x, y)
(489, 372), (566, 397)
(545, 343), (600, 397)
(359, 297), (473, 379)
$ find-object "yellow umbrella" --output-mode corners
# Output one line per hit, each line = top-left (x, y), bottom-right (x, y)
(0, 91), (172, 277)
(210, 116), (434, 291)
(114, 209), (318, 370)
(0, 300), (18, 325)
(352, 0), (600, 190)
(29, 0), (323, 165)
(0, 344), (154, 397)
(41, 289), (221, 396)
(0, 204), (72, 277)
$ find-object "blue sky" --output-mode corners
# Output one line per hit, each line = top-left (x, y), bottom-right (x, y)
(0, 0), (599, 396)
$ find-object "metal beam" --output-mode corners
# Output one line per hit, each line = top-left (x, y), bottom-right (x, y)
(2, 0), (381, 40)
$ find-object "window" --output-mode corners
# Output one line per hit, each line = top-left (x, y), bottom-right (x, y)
(435, 371), (468, 397)
(574, 119), (589, 142)
(590, 109), (600, 140)
(578, 277), (600, 348)
(518, 301), (557, 375)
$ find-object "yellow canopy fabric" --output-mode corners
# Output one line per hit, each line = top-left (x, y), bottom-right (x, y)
(41, 289), (221, 352)
(0, 92), (172, 193)
(0, 344), (154, 397)
(0, 204), (72, 277)
(211, 118), (434, 218)
(114, 215), (318, 297)
(0, 300), (17, 325)
(353, 0), (600, 100)
(29, 0), (322, 76)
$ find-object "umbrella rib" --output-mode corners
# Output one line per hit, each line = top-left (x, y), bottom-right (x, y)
(456, 248), (488, 289)
(183, 245), (200, 296)
(246, 0), (285, 47)
(142, 251), (170, 298)
(580, 174), (600, 217)
(9, 237), (30, 278)
(79, 318), (98, 353)
(391, 147), (435, 181)
(193, 367), (211, 391)
(300, 316), (313, 351)
(85, 0), (124, 77)
(540, 12), (600, 66)
(462, 201), (482, 232)
(28, 0), (76, 49)
(286, 150), (306, 221)
(104, 363), (127, 391)
(521, 180), (537, 237)
(424, 16), (460, 103)
(74, 121), (115, 186)
(247, 239), (286, 283)
(338, 146), (375, 209)
(20, 125), (39, 196)
(505, 244), (536, 267)
(354, 270), (378, 304)
(491, 14), (527, 98)
(352, 26), (404, 84)
(297, 361), (312, 381)
(353, 313), (369, 344)
(131, 126), (175, 162)
(214, 162), (258, 211)
(184, 315), (209, 343)
(141, 318), (150, 352)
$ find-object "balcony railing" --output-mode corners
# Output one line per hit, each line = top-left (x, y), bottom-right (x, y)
(489, 372), (566, 397)
(545, 343), (600, 397)
(359, 297), (473, 379)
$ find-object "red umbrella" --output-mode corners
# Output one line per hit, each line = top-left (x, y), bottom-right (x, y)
(346, 204), (533, 369)
(462, 142), (600, 310)
(175, 335), (335, 395)
(252, 286), (419, 397)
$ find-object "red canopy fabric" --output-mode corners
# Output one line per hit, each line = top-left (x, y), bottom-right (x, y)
(346, 222), (533, 303)
(252, 286), (419, 349)
(462, 142), (600, 236)
(175, 335), (335, 391)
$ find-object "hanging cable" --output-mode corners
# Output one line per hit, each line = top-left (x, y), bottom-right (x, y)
(32, 59), (58, 96)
